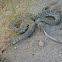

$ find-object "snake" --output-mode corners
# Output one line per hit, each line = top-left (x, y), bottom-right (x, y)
(9, 7), (62, 45)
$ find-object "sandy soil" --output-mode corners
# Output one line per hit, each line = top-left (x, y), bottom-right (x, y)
(1, 0), (62, 62)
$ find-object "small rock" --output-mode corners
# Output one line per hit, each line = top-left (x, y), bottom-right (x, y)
(15, 47), (17, 49)
(38, 40), (44, 47)
(32, 54), (34, 56)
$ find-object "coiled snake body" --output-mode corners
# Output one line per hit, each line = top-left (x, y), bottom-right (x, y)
(9, 8), (62, 45)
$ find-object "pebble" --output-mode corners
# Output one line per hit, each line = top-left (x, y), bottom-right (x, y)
(38, 40), (44, 47)
(15, 47), (17, 49)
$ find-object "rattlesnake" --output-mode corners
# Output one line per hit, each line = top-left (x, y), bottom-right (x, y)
(9, 7), (62, 45)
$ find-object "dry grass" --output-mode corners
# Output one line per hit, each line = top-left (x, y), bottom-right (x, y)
(0, 0), (37, 55)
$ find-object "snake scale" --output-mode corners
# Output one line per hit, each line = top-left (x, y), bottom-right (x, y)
(9, 7), (62, 45)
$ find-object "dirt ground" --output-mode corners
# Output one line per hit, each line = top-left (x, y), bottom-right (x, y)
(7, 21), (62, 62)
(0, 0), (62, 62)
